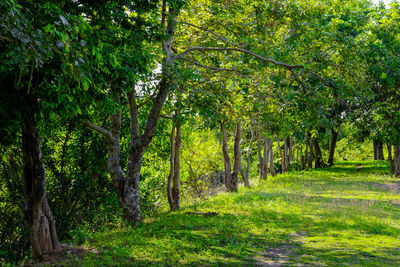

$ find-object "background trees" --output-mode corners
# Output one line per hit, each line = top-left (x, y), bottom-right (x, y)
(1, 0), (400, 264)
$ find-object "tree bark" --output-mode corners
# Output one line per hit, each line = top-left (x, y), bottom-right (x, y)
(221, 123), (233, 190)
(240, 125), (254, 187)
(393, 146), (400, 177)
(258, 138), (269, 180)
(167, 116), (182, 211)
(269, 140), (276, 176)
(314, 138), (325, 168)
(387, 144), (395, 174)
(277, 140), (285, 173)
(221, 122), (241, 192)
(257, 141), (263, 179)
(21, 96), (61, 262)
(231, 122), (241, 190)
(373, 140), (384, 160)
(308, 136), (314, 168)
(284, 137), (290, 172)
(264, 138), (270, 178)
(167, 125), (175, 209)
(328, 127), (339, 166)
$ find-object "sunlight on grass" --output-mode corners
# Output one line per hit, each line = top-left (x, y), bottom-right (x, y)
(66, 161), (400, 266)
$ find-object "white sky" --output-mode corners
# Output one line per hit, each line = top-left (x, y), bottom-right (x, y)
(372, 0), (393, 5)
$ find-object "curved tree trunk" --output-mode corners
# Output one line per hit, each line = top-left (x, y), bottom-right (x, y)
(83, 8), (178, 225)
(21, 96), (61, 262)
(328, 127), (339, 166)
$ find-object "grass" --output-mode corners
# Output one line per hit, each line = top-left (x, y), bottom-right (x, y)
(65, 161), (400, 266)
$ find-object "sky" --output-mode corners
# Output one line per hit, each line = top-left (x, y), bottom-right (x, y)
(371, 0), (392, 5)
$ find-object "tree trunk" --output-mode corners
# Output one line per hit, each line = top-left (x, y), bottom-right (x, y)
(387, 144), (395, 174)
(284, 137), (290, 172)
(257, 141), (263, 179)
(305, 141), (309, 169)
(84, 8), (179, 225)
(393, 146), (400, 177)
(231, 122), (241, 191)
(221, 124), (233, 190)
(277, 140), (285, 173)
(240, 125), (254, 187)
(301, 154), (306, 170)
(314, 138), (325, 168)
(167, 125), (175, 210)
(167, 119), (182, 211)
(21, 97), (61, 262)
(264, 138), (270, 178)
(373, 140), (384, 160)
(308, 137), (314, 168)
(258, 138), (269, 180)
(328, 127), (339, 166)
(269, 140), (276, 176)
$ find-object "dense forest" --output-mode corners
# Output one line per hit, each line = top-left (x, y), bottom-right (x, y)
(1, 0), (400, 265)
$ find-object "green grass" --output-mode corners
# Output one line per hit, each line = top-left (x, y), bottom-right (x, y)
(66, 161), (400, 266)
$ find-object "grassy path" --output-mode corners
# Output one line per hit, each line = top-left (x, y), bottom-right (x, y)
(66, 161), (400, 266)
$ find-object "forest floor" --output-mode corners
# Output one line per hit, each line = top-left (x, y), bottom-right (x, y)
(54, 161), (400, 266)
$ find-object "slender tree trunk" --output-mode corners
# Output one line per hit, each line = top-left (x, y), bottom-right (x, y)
(308, 137), (314, 168)
(257, 141), (263, 179)
(285, 137), (290, 171)
(277, 140), (286, 173)
(387, 144), (395, 174)
(167, 111), (182, 211)
(265, 138), (270, 178)
(393, 146), (400, 177)
(314, 138), (325, 168)
(231, 122), (241, 191)
(21, 97), (61, 262)
(259, 138), (268, 180)
(240, 125), (254, 187)
(257, 137), (268, 180)
(269, 140), (276, 176)
(301, 144), (306, 170)
(221, 124), (233, 190)
(328, 127), (339, 166)
(373, 140), (384, 160)
(167, 125), (175, 209)
(305, 140), (309, 169)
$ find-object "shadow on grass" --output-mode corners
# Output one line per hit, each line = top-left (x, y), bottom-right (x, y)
(84, 212), (265, 266)
(79, 161), (399, 266)
(315, 161), (391, 175)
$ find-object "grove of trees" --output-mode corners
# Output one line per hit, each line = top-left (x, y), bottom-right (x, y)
(1, 0), (399, 264)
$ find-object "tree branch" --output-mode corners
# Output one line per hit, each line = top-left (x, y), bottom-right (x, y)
(127, 90), (140, 139)
(82, 121), (114, 141)
(178, 21), (245, 48)
(177, 56), (237, 72)
(175, 47), (303, 70)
